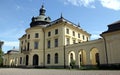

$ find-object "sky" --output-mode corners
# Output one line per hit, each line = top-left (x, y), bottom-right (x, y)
(0, 0), (120, 53)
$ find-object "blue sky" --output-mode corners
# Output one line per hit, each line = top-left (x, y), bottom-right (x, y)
(0, 0), (120, 53)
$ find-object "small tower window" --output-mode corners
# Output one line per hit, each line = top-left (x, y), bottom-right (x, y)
(66, 28), (69, 34)
(55, 29), (58, 35)
(35, 33), (39, 38)
(28, 34), (30, 39)
(48, 31), (51, 37)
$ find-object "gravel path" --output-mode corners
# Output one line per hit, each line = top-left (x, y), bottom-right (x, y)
(0, 68), (120, 75)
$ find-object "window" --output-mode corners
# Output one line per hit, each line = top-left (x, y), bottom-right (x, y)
(21, 47), (23, 51)
(47, 54), (50, 64)
(66, 38), (70, 45)
(21, 41), (23, 44)
(83, 35), (85, 40)
(70, 53), (73, 62)
(73, 39), (76, 44)
(34, 41), (39, 49)
(48, 31), (51, 37)
(35, 33), (39, 38)
(20, 57), (22, 64)
(66, 28), (69, 34)
(87, 37), (89, 41)
(55, 53), (58, 64)
(28, 34), (30, 39)
(27, 42), (30, 51)
(73, 31), (75, 36)
(78, 33), (80, 38)
(55, 29), (58, 35)
(55, 38), (58, 47)
(47, 40), (51, 48)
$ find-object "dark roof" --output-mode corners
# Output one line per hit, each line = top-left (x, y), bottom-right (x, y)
(7, 50), (19, 54)
(48, 17), (81, 28)
(30, 5), (51, 27)
(102, 20), (120, 34)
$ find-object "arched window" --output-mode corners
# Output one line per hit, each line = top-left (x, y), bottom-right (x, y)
(55, 53), (58, 64)
(47, 54), (50, 64)
(27, 42), (30, 51)
(70, 53), (73, 62)
(33, 54), (39, 66)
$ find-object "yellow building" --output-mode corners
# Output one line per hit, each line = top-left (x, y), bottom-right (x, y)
(3, 5), (120, 68)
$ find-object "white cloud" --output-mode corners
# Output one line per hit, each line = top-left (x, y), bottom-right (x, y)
(4, 41), (19, 47)
(2, 41), (19, 53)
(65, 0), (95, 8)
(63, 0), (120, 10)
(99, 0), (120, 11)
(91, 34), (101, 40)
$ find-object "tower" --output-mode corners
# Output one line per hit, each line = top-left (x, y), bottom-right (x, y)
(30, 5), (51, 27)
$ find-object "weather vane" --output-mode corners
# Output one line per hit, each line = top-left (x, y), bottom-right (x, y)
(42, 0), (45, 5)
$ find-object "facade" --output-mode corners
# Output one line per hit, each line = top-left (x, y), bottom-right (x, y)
(3, 5), (120, 68)
(4, 49), (19, 66)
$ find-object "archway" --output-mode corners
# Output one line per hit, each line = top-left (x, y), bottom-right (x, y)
(78, 50), (86, 67)
(68, 51), (75, 65)
(90, 48), (100, 65)
(26, 55), (29, 66)
(33, 54), (39, 66)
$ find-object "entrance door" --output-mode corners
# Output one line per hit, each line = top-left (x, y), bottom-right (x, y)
(26, 55), (29, 65)
(33, 54), (39, 66)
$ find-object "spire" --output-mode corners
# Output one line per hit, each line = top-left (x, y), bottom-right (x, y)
(78, 22), (81, 27)
(39, 4), (46, 16)
(61, 13), (63, 18)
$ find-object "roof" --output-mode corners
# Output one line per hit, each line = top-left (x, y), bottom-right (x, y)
(47, 16), (91, 36)
(7, 49), (19, 54)
(102, 20), (120, 34)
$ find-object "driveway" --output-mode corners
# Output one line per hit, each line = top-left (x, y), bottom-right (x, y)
(0, 68), (120, 75)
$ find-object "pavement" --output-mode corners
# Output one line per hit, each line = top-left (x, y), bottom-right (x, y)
(0, 68), (120, 75)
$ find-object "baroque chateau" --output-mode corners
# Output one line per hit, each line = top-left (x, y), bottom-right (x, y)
(3, 5), (120, 68)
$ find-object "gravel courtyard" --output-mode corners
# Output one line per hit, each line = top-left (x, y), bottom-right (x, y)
(0, 68), (120, 75)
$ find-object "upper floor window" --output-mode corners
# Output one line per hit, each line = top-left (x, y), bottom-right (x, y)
(27, 42), (30, 51)
(66, 38), (70, 45)
(73, 31), (75, 36)
(34, 41), (39, 49)
(48, 31), (51, 37)
(55, 29), (58, 35)
(55, 38), (58, 47)
(66, 28), (69, 34)
(47, 40), (51, 48)
(35, 33), (39, 38)
(73, 39), (76, 44)
(78, 33), (80, 38)
(83, 35), (85, 40)
(21, 41), (23, 44)
(28, 34), (30, 39)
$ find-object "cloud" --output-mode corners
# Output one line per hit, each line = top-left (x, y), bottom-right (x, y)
(64, 0), (95, 8)
(4, 41), (19, 47)
(91, 34), (101, 40)
(99, 0), (120, 11)
(63, 0), (120, 10)
(2, 41), (19, 53)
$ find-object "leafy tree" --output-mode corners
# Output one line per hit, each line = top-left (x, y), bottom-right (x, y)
(0, 49), (4, 66)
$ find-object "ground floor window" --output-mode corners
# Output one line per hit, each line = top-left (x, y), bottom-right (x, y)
(55, 53), (58, 64)
(47, 54), (50, 64)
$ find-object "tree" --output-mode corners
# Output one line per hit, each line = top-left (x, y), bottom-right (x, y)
(0, 49), (4, 66)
